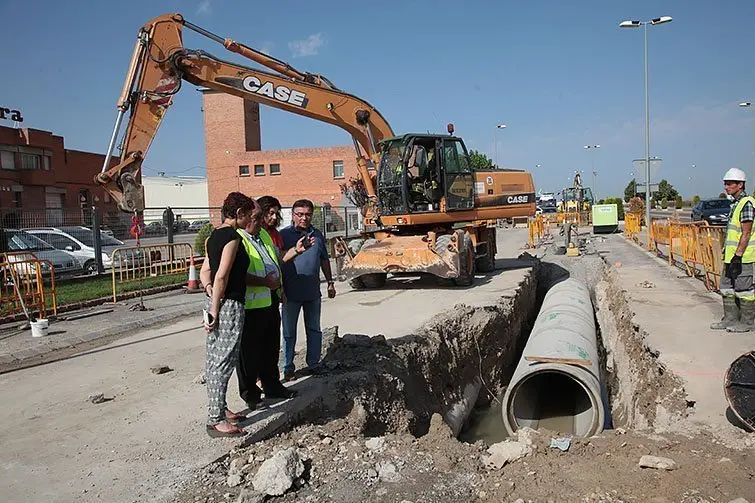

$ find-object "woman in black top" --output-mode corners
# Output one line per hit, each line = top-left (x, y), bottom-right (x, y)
(199, 191), (256, 437)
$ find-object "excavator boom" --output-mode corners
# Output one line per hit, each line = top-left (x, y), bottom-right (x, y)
(96, 13), (394, 214)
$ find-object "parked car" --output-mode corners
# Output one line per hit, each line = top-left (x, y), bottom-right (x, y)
(144, 221), (167, 236)
(173, 219), (191, 234)
(690, 198), (732, 226)
(24, 226), (145, 274)
(188, 220), (210, 232)
(3, 229), (84, 279)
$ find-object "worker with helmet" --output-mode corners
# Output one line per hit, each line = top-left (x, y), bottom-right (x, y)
(711, 167), (755, 332)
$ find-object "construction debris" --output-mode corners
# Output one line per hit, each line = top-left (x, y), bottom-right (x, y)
(87, 393), (107, 404)
(638, 455), (678, 471)
(251, 447), (304, 496)
(150, 365), (173, 375)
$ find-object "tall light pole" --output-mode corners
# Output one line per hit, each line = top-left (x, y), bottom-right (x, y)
(584, 144), (600, 199)
(620, 15), (673, 245)
(740, 101), (754, 184)
(494, 124), (507, 167)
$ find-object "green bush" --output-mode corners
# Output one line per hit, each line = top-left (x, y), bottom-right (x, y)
(598, 199), (605, 205)
(675, 195), (683, 208)
(195, 223), (215, 256)
(693, 195), (701, 205)
(661, 198), (668, 209)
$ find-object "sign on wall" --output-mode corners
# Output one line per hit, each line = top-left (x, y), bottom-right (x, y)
(0, 107), (23, 122)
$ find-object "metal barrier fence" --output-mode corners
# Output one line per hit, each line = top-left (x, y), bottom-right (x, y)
(1, 252), (57, 320)
(623, 212), (642, 243)
(647, 218), (726, 292)
(111, 243), (194, 302)
(528, 215), (547, 248)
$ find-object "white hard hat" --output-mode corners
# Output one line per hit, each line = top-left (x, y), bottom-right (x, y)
(723, 168), (747, 182)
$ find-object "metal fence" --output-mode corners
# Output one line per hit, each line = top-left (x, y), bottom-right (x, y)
(1, 204), (365, 280)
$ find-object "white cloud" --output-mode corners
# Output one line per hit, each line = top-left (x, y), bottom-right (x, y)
(197, 0), (212, 15)
(260, 41), (274, 55)
(288, 33), (325, 58)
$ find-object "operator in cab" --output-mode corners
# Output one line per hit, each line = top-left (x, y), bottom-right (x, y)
(711, 168), (755, 333)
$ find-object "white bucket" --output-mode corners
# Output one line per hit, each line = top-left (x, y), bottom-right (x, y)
(30, 319), (49, 338)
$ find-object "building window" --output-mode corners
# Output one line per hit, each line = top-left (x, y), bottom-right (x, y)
(270, 163), (281, 175)
(43, 155), (51, 171)
(333, 160), (344, 179)
(239, 165), (250, 177)
(0, 151), (14, 170)
(21, 153), (40, 170)
(254, 164), (265, 176)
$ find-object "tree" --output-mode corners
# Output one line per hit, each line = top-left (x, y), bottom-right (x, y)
(675, 195), (683, 208)
(693, 195), (701, 205)
(624, 179), (637, 202)
(719, 193), (727, 199)
(469, 150), (494, 170)
(655, 179), (679, 201)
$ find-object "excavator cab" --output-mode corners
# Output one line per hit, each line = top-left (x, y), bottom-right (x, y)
(376, 134), (475, 216)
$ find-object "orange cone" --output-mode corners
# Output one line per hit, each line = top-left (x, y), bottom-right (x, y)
(186, 255), (201, 293)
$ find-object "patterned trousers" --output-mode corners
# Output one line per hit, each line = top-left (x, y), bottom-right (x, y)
(205, 297), (245, 424)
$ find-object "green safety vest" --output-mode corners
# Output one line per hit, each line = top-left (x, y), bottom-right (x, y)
(724, 195), (755, 264)
(237, 228), (282, 309)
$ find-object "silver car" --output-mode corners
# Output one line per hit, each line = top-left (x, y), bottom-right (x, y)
(4, 229), (84, 279)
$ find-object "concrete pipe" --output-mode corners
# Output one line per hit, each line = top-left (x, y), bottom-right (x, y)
(502, 278), (605, 437)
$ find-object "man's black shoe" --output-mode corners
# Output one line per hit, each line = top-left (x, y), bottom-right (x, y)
(264, 388), (298, 399)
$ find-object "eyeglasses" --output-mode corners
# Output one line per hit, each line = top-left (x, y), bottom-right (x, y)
(293, 212), (313, 218)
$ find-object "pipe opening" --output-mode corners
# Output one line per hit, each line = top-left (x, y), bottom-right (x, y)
(509, 370), (597, 437)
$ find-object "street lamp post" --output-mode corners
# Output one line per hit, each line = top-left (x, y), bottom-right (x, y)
(584, 144), (600, 199)
(620, 15), (673, 246)
(494, 124), (507, 167)
(740, 102), (754, 183)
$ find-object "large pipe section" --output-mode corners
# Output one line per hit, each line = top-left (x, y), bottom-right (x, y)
(502, 278), (605, 437)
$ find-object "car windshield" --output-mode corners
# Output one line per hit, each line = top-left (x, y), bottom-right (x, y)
(7, 230), (55, 251)
(703, 200), (731, 210)
(63, 228), (123, 247)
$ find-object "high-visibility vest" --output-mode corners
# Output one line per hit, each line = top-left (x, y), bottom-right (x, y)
(724, 195), (755, 264)
(237, 228), (282, 309)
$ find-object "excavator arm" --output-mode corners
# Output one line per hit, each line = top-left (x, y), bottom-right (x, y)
(96, 13), (394, 214)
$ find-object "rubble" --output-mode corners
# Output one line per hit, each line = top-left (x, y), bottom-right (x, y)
(482, 439), (532, 470)
(251, 447), (305, 496)
(150, 364), (173, 375)
(192, 373), (206, 384)
(87, 393), (107, 404)
(638, 455), (678, 471)
(365, 436), (385, 451)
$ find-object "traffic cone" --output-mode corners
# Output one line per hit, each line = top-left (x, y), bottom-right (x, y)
(185, 255), (202, 293)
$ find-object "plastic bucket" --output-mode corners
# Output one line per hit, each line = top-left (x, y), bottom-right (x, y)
(30, 319), (49, 338)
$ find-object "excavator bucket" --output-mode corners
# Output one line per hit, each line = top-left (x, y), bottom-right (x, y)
(338, 233), (462, 281)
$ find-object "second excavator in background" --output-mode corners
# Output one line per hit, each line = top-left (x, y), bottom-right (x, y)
(95, 13), (536, 288)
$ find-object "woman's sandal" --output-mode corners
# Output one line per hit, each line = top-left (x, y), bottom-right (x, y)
(206, 422), (245, 438)
(225, 409), (246, 424)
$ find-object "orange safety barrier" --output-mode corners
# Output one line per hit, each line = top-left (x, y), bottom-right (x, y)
(642, 218), (726, 292)
(623, 212), (642, 243)
(110, 243), (195, 302)
(528, 215), (548, 248)
(1, 251), (57, 320)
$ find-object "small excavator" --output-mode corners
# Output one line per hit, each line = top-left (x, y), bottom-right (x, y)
(558, 172), (594, 222)
(95, 13), (536, 288)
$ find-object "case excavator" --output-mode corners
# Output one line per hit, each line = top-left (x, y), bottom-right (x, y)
(95, 14), (536, 288)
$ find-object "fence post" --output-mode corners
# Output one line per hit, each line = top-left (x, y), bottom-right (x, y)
(321, 206), (327, 240)
(92, 206), (104, 274)
(344, 207), (349, 239)
(165, 207), (175, 245)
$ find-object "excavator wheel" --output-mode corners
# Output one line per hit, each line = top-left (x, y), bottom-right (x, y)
(347, 239), (387, 290)
(454, 231), (476, 287)
(476, 232), (496, 273)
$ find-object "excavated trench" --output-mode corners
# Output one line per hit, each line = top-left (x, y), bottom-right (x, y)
(272, 253), (689, 445)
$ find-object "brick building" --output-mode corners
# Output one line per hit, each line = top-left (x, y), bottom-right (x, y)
(202, 91), (361, 209)
(0, 124), (124, 228)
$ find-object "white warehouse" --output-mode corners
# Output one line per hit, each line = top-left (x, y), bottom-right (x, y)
(142, 175), (209, 222)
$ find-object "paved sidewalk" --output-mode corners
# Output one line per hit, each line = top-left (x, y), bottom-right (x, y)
(599, 233), (752, 435)
(0, 290), (206, 373)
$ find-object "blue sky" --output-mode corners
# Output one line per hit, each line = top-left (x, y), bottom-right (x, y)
(1, 0), (754, 200)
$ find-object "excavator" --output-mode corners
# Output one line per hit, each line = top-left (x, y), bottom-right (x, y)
(558, 172), (594, 224)
(95, 13), (536, 288)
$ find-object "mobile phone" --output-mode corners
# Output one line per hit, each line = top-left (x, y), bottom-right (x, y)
(203, 309), (214, 326)
(302, 230), (315, 248)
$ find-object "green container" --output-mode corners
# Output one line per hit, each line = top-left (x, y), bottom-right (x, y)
(592, 204), (619, 234)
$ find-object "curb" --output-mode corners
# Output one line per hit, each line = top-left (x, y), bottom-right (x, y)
(0, 295), (204, 375)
